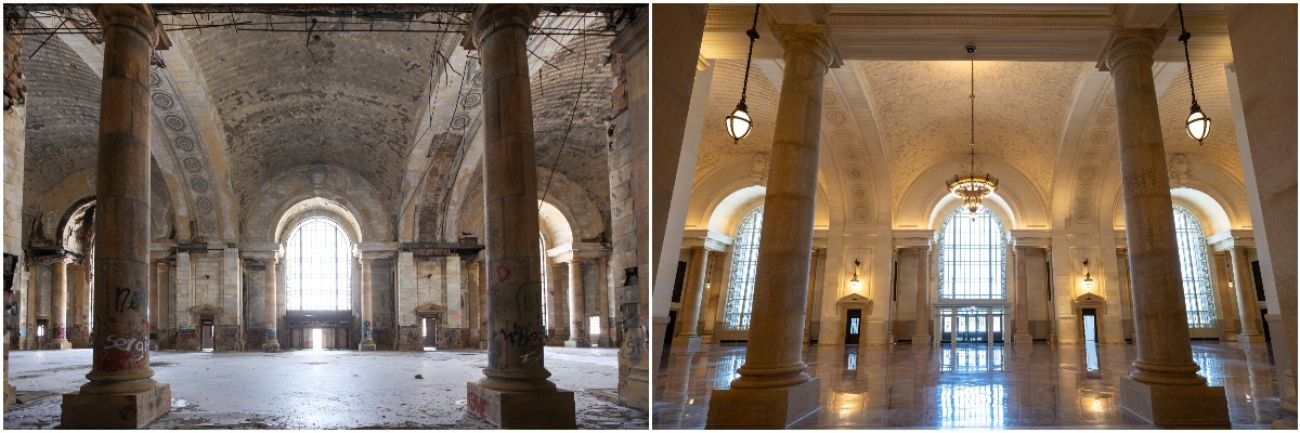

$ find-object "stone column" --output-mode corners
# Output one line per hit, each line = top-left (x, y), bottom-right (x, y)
(1228, 247), (1265, 345)
(61, 5), (171, 428)
(547, 263), (569, 345)
(463, 4), (573, 428)
(156, 261), (170, 346)
(565, 258), (588, 347)
(260, 256), (279, 352)
(673, 246), (708, 352)
(47, 258), (71, 350)
(913, 245), (931, 348)
(1013, 246), (1032, 346)
(594, 256), (612, 347)
(24, 262), (38, 350)
(1103, 28), (1228, 427)
(69, 262), (91, 348)
(706, 25), (833, 428)
(358, 256), (376, 351)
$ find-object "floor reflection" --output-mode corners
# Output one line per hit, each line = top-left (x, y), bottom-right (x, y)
(653, 341), (1283, 429)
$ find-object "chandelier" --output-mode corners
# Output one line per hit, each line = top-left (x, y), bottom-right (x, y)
(724, 4), (760, 142)
(1177, 4), (1211, 143)
(947, 44), (998, 217)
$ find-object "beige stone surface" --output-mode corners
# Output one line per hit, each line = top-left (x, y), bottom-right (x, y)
(61, 382), (172, 429)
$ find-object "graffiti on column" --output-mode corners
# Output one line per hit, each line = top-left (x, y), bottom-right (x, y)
(362, 320), (372, 339)
(96, 284), (150, 372)
(265, 327), (276, 339)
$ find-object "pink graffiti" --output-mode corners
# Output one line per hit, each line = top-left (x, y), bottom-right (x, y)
(495, 266), (511, 283)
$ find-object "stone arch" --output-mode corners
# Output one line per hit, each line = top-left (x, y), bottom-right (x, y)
(274, 198), (364, 246)
(685, 159), (833, 235)
(538, 200), (575, 248)
(448, 166), (605, 244)
(243, 164), (392, 245)
(895, 157), (1049, 231)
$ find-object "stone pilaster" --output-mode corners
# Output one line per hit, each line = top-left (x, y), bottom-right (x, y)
(47, 258), (71, 350)
(462, 4), (574, 428)
(1103, 28), (1228, 427)
(262, 255), (280, 352)
(61, 4), (172, 428)
(1013, 246), (1033, 346)
(547, 263), (569, 345)
(24, 262), (38, 350)
(565, 259), (589, 347)
(594, 256), (613, 347)
(913, 245), (932, 348)
(1228, 247), (1265, 345)
(359, 256), (376, 351)
(705, 24), (834, 429)
(673, 247), (708, 352)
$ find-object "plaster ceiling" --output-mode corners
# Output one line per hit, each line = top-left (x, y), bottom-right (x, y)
(695, 59), (782, 177)
(1158, 62), (1242, 182)
(21, 34), (101, 202)
(856, 59), (1084, 204)
(183, 15), (440, 212)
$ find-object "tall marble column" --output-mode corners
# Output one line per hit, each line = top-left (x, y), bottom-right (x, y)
(47, 258), (72, 350)
(594, 256), (612, 347)
(359, 257), (376, 351)
(61, 4), (171, 428)
(260, 256), (279, 352)
(1013, 246), (1032, 346)
(706, 25), (834, 428)
(24, 262), (38, 350)
(913, 245), (931, 348)
(673, 246), (708, 352)
(463, 4), (574, 428)
(565, 258), (588, 347)
(1228, 247), (1265, 344)
(1103, 28), (1228, 427)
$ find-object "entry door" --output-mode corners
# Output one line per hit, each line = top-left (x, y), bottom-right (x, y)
(844, 309), (862, 345)
(421, 317), (438, 350)
(200, 316), (215, 352)
(1082, 308), (1098, 342)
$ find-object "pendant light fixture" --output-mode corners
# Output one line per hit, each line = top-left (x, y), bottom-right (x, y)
(947, 44), (998, 217)
(1082, 259), (1095, 293)
(847, 259), (863, 293)
(724, 4), (760, 142)
(1177, 4), (1211, 144)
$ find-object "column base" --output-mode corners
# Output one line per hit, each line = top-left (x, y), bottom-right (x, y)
(911, 334), (931, 351)
(45, 340), (72, 350)
(706, 378), (821, 428)
(1119, 377), (1229, 427)
(466, 381), (575, 428)
(672, 336), (702, 353)
(358, 340), (377, 351)
(1236, 333), (1265, 347)
(564, 340), (591, 348)
(62, 382), (172, 428)
(262, 341), (281, 353)
(597, 335), (613, 348)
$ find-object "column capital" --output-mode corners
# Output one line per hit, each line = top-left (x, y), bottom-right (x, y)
(1099, 27), (1166, 72)
(94, 4), (169, 50)
(771, 24), (840, 69)
(463, 4), (539, 51)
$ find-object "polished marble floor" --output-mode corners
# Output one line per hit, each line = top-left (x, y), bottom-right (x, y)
(653, 341), (1283, 429)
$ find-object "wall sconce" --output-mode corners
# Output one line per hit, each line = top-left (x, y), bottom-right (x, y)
(1081, 259), (1095, 293)
(848, 259), (863, 294)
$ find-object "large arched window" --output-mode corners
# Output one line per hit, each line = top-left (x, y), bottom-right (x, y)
(723, 206), (763, 331)
(1173, 206), (1216, 328)
(540, 233), (549, 330)
(285, 218), (352, 311)
(938, 207), (1007, 300)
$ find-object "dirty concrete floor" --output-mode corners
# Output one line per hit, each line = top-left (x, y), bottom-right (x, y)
(4, 347), (646, 429)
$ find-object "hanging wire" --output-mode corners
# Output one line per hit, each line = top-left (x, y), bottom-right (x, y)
(967, 44), (977, 175)
(1176, 4), (1198, 105)
(738, 4), (760, 105)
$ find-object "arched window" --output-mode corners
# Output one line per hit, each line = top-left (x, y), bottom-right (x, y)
(1173, 206), (1216, 328)
(540, 233), (549, 330)
(285, 218), (352, 311)
(723, 206), (763, 331)
(938, 207), (1007, 300)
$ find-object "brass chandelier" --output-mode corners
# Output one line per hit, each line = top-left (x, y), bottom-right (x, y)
(947, 44), (998, 217)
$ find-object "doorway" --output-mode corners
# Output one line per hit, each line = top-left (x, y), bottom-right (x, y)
(1081, 308), (1098, 342)
(311, 328), (324, 351)
(844, 309), (862, 345)
(420, 316), (438, 351)
(200, 315), (215, 352)
(938, 306), (1006, 344)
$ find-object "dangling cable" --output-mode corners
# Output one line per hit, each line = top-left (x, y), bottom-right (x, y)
(1177, 4), (1198, 106)
(739, 4), (759, 106)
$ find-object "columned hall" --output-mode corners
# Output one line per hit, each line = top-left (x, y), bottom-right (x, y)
(3, 3), (648, 429)
(652, 3), (1295, 429)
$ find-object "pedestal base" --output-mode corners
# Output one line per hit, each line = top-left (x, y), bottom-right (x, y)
(1119, 377), (1229, 427)
(706, 378), (821, 428)
(62, 382), (172, 428)
(563, 340), (590, 348)
(262, 341), (280, 353)
(597, 336), (613, 348)
(359, 341), (377, 351)
(45, 340), (72, 350)
(672, 336), (702, 353)
(465, 381), (575, 428)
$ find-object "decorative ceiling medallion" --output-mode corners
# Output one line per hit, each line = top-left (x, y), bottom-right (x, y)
(182, 157), (202, 172)
(190, 177), (208, 193)
(164, 115), (186, 131)
(152, 92), (174, 108)
(175, 136), (195, 151)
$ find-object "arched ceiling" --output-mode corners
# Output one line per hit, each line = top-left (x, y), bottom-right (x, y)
(854, 60), (1086, 205)
(183, 15), (440, 212)
(1158, 62), (1242, 182)
(21, 34), (100, 202)
(695, 59), (781, 177)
